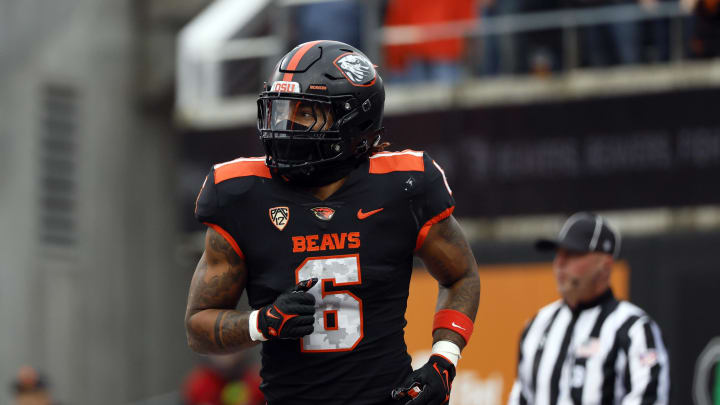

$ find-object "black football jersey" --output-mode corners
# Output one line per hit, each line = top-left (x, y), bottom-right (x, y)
(195, 150), (455, 405)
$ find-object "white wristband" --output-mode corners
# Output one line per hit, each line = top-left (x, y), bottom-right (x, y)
(432, 340), (461, 367)
(248, 310), (268, 342)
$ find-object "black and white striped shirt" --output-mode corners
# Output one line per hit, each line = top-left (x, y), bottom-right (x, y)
(508, 290), (669, 405)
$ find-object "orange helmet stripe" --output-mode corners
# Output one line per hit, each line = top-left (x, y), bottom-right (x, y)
(282, 40), (323, 82)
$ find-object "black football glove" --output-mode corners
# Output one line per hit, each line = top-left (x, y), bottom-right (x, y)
(257, 278), (317, 340)
(391, 355), (456, 405)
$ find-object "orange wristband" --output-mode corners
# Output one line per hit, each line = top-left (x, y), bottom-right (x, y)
(432, 309), (474, 344)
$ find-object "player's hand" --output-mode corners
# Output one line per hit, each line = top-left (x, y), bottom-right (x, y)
(391, 355), (455, 405)
(257, 278), (317, 340)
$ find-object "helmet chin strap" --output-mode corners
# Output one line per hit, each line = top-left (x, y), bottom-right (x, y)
(280, 155), (362, 187)
(271, 130), (383, 188)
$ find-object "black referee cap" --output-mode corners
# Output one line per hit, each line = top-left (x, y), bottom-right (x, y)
(535, 212), (621, 258)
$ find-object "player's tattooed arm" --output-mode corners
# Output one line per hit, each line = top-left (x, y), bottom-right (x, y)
(417, 215), (481, 350)
(185, 227), (258, 354)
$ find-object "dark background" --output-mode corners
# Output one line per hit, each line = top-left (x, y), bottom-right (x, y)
(181, 87), (720, 228)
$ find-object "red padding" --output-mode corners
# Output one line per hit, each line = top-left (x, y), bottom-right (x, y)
(432, 309), (474, 344)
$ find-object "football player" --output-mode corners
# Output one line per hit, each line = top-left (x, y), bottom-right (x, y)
(185, 40), (480, 405)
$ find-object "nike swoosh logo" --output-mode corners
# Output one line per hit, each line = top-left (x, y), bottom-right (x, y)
(266, 307), (280, 320)
(357, 208), (384, 220)
(451, 322), (466, 331)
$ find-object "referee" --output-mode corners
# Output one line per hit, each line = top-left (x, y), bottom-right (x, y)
(509, 212), (670, 405)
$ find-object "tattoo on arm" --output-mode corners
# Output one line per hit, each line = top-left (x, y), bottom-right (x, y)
(220, 312), (250, 349)
(417, 216), (481, 350)
(208, 229), (243, 267)
(214, 310), (229, 349)
(185, 228), (256, 353)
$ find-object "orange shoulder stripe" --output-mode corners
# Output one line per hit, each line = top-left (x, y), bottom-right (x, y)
(203, 222), (245, 260)
(214, 157), (271, 184)
(369, 150), (424, 174)
(415, 206), (455, 251)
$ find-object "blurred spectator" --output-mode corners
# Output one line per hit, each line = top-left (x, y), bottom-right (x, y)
(519, 0), (565, 75)
(569, 0), (644, 67)
(183, 352), (263, 405)
(639, 0), (672, 63)
(11, 366), (55, 405)
(478, 0), (520, 75)
(684, 0), (720, 57)
(384, 0), (477, 83)
(293, 1), (363, 50)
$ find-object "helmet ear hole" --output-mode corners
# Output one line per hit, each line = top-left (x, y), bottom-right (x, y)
(362, 99), (371, 112)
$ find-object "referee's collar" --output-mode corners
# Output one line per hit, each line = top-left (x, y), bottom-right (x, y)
(570, 288), (615, 312)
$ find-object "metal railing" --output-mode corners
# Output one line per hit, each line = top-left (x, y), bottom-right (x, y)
(377, 1), (689, 73)
(176, 0), (697, 127)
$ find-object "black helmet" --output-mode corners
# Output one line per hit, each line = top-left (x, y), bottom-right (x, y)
(257, 40), (385, 186)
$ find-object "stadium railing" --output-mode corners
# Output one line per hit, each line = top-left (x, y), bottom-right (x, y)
(176, 0), (695, 128)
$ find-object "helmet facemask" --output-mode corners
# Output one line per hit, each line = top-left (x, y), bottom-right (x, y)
(258, 92), (365, 181)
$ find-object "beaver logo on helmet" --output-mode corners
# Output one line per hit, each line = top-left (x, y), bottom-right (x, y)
(334, 53), (376, 86)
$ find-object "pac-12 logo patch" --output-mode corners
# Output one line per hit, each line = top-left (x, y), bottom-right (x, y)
(269, 206), (290, 231)
(310, 207), (335, 221)
(333, 53), (376, 86)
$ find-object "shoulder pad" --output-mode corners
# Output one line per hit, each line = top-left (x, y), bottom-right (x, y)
(195, 157), (269, 223)
(214, 157), (271, 183)
(368, 150), (424, 174)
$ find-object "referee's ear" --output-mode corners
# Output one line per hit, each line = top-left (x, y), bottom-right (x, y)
(600, 254), (613, 279)
(604, 253), (614, 267)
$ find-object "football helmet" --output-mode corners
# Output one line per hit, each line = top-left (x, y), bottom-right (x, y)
(257, 40), (385, 186)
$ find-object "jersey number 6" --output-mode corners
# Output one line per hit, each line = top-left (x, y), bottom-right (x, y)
(295, 254), (364, 352)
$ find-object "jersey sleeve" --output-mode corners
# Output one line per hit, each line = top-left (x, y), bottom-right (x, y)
(414, 152), (455, 250)
(508, 315), (537, 405)
(620, 318), (670, 405)
(194, 168), (245, 259)
(508, 379), (528, 405)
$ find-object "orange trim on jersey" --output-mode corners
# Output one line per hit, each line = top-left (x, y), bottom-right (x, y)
(214, 159), (271, 184)
(282, 41), (323, 82)
(203, 222), (245, 260)
(369, 151), (425, 174)
(414, 206), (455, 251)
(194, 175), (209, 215)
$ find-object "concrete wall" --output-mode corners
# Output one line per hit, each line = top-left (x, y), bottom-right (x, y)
(0, 0), (194, 403)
